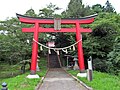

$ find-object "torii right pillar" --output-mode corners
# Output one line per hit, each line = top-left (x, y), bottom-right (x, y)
(75, 16), (96, 73)
(76, 23), (85, 72)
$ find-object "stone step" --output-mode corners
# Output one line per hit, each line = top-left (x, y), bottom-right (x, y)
(48, 50), (60, 68)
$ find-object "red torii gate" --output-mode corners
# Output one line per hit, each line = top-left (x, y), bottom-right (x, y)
(17, 14), (97, 75)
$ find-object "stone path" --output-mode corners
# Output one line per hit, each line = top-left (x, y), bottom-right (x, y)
(38, 68), (88, 90)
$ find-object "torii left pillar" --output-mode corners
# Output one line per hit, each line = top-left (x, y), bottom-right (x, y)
(31, 23), (39, 74)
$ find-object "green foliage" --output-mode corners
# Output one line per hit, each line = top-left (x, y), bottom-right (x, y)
(92, 0), (116, 14)
(39, 3), (60, 18)
(0, 18), (33, 64)
(62, 0), (93, 18)
(68, 70), (120, 90)
(25, 9), (38, 17)
(81, 13), (120, 73)
(55, 33), (72, 48)
(92, 4), (104, 13)
(107, 36), (120, 75)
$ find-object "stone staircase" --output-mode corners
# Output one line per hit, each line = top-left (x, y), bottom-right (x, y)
(48, 50), (61, 68)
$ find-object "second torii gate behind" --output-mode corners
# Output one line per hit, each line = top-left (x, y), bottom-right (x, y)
(17, 14), (97, 75)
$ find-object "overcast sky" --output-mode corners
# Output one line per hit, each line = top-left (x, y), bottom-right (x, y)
(0, 0), (119, 20)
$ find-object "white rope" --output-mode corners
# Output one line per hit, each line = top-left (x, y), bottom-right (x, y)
(33, 36), (82, 51)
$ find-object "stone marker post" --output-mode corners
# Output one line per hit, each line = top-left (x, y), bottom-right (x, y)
(87, 56), (93, 81)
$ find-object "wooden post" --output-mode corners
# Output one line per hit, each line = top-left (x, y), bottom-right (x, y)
(76, 22), (85, 72)
(31, 23), (39, 75)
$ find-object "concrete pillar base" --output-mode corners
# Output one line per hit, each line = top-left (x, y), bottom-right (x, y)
(27, 74), (40, 79)
(30, 70), (36, 75)
(77, 73), (87, 77)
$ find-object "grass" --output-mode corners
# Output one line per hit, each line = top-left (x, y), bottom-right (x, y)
(68, 70), (120, 90)
(0, 63), (21, 79)
(0, 56), (47, 90)
(0, 72), (40, 90)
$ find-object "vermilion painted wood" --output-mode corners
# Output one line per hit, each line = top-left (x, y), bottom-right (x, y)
(22, 28), (92, 33)
(18, 17), (94, 24)
(17, 14), (97, 74)
(30, 23), (39, 74)
(76, 22), (85, 71)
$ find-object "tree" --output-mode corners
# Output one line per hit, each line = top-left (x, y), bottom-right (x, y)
(25, 8), (38, 17)
(0, 18), (33, 64)
(39, 3), (60, 18)
(62, 0), (93, 18)
(103, 0), (115, 13)
(107, 35), (120, 75)
(82, 12), (120, 72)
(92, 4), (104, 13)
(0, 8), (40, 64)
